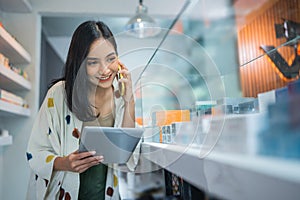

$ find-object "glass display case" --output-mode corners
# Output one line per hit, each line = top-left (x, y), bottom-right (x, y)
(118, 0), (300, 199)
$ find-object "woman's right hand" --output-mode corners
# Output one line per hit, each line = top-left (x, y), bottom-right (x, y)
(54, 150), (104, 173)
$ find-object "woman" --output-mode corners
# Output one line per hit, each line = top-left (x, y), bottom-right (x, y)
(26, 20), (138, 200)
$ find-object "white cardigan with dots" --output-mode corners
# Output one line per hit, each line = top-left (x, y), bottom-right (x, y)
(26, 81), (138, 200)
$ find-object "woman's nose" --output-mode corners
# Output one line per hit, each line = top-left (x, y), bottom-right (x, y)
(98, 63), (110, 75)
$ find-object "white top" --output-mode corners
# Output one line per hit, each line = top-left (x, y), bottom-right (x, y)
(26, 81), (139, 200)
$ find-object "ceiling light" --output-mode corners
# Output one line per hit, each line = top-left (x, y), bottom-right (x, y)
(125, 0), (160, 38)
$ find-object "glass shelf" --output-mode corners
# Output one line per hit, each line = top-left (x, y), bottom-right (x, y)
(142, 142), (300, 200)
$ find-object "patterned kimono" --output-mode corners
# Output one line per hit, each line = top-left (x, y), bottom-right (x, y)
(26, 81), (139, 200)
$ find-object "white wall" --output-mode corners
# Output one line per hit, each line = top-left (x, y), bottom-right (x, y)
(0, 12), (41, 200)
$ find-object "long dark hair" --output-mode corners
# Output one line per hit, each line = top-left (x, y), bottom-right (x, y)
(53, 20), (117, 121)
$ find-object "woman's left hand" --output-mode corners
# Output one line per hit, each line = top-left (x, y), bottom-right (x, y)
(117, 62), (134, 103)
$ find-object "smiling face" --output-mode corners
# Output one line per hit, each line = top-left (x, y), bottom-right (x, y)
(86, 38), (118, 89)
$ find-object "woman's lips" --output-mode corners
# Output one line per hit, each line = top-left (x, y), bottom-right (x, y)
(98, 74), (112, 82)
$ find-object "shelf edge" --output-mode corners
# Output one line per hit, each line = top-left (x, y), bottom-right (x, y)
(0, 99), (30, 116)
(0, 64), (31, 90)
(0, 26), (31, 64)
(0, 135), (13, 146)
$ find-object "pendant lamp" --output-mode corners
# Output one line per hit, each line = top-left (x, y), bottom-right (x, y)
(125, 0), (160, 38)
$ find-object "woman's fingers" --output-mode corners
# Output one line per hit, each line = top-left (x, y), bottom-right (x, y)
(67, 151), (104, 173)
(76, 158), (104, 173)
(76, 151), (96, 159)
(108, 60), (128, 72)
(118, 61), (128, 70)
(74, 156), (104, 173)
(118, 77), (130, 83)
(75, 153), (103, 165)
(118, 69), (130, 75)
(113, 61), (134, 102)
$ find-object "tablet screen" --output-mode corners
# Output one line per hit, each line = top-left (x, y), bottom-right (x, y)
(79, 127), (144, 164)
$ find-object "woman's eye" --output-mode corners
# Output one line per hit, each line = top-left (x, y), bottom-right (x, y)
(87, 61), (99, 66)
(107, 57), (116, 63)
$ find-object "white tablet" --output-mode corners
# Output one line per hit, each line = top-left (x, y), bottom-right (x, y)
(79, 126), (144, 164)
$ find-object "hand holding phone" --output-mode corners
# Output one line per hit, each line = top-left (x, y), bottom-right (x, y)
(118, 65), (125, 96)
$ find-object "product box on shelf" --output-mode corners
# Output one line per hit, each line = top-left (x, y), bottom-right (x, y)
(275, 86), (288, 103)
(0, 88), (28, 107)
(0, 53), (9, 67)
(212, 97), (258, 115)
(152, 110), (190, 126)
(288, 79), (300, 95)
(257, 83), (300, 160)
(0, 129), (9, 137)
(258, 95), (300, 160)
(172, 121), (196, 145)
(194, 100), (216, 116)
(151, 110), (191, 143)
(202, 113), (267, 154)
(150, 121), (197, 145)
(237, 99), (259, 114)
(258, 90), (276, 112)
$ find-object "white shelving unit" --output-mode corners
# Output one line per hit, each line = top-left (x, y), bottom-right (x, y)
(0, 135), (12, 146)
(0, 100), (30, 117)
(0, 64), (31, 91)
(0, 25), (31, 118)
(0, 25), (31, 64)
(142, 142), (300, 200)
(0, 12), (35, 200)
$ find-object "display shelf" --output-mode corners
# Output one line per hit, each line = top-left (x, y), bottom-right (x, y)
(0, 99), (30, 117)
(0, 135), (12, 146)
(0, 25), (31, 65)
(141, 142), (300, 200)
(0, 64), (31, 91)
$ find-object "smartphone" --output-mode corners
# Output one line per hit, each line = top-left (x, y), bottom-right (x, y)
(118, 65), (125, 96)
